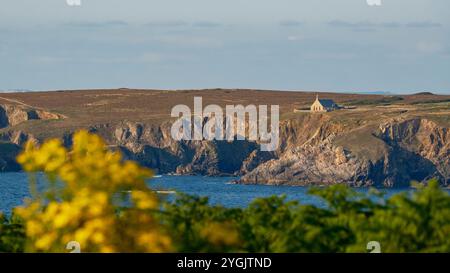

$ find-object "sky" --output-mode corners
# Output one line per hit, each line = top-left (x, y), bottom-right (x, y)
(0, 0), (449, 94)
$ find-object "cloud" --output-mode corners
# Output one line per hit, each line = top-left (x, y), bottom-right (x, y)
(64, 20), (129, 28)
(416, 41), (444, 53)
(328, 20), (375, 28)
(380, 22), (402, 28)
(143, 21), (222, 29)
(144, 21), (189, 28)
(406, 21), (442, 28)
(192, 21), (222, 28)
(327, 20), (377, 32)
(328, 20), (443, 31)
(287, 35), (304, 41)
(280, 20), (304, 27)
(154, 35), (223, 48)
(138, 53), (164, 63)
(33, 53), (169, 65)
(138, 52), (193, 64)
(302, 52), (356, 60)
(32, 56), (69, 64)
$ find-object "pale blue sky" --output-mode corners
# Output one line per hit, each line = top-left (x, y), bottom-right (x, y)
(0, 0), (449, 94)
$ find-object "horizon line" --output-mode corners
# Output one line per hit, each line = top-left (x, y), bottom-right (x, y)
(1, 87), (449, 96)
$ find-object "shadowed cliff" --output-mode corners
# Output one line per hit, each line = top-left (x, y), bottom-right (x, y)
(0, 89), (448, 187)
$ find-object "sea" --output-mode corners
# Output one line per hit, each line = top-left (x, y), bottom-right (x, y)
(0, 172), (421, 216)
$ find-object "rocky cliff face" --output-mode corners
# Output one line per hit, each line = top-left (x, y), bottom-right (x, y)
(0, 142), (21, 172)
(375, 119), (449, 186)
(0, 104), (61, 171)
(238, 117), (449, 187)
(86, 116), (450, 187)
(106, 121), (265, 176)
(0, 104), (62, 129)
(0, 111), (448, 187)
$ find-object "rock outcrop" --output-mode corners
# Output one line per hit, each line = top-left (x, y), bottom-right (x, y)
(238, 117), (449, 187)
(90, 117), (449, 187)
(0, 110), (448, 187)
(107, 121), (265, 176)
(0, 142), (21, 172)
(0, 104), (62, 129)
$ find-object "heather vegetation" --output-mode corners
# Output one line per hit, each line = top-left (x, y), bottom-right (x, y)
(0, 131), (449, 253)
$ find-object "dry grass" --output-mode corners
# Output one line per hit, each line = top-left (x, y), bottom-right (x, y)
(0, 89), (448, 139)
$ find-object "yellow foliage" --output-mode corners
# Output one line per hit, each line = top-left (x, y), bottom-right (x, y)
(200, 222), (240, 247)
(15, 130), (171, 253)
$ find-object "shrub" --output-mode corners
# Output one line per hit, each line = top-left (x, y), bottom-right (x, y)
(0, 131), (448, 253)
(13, 130), (171, 252)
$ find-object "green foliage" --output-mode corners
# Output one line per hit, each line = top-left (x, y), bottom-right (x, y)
(1, 179), (449, 253)
(354, 180), (450, 253)
(161, 180), (450, 253)
(159, 194), (243, 252)
(0, 213), (25, 252)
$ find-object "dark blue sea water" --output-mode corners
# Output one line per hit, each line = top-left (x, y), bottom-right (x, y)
(0, 172), (413, 215)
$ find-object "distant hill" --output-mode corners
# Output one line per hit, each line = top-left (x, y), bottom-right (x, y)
(413, 92), (435, 96)
(352, 91), (393, 95)
(0, 89), (33, 93)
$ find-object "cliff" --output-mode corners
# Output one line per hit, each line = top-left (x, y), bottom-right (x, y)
(0, 89), (448, 187)
(238, 117), (449, 187)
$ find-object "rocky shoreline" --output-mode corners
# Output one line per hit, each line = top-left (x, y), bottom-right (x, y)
(1, 112), (448, 188)
(1, 90), (449, 188)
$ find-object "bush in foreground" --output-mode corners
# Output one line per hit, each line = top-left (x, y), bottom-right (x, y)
(0, 131), (449, 253)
